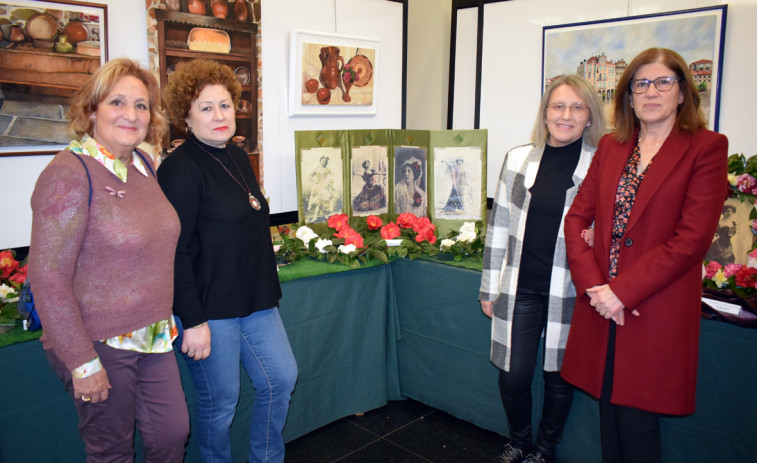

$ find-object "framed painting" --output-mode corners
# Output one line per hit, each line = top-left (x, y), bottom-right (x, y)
(289, 29), (378, 116)
(542, 5), (727, 131)
(0, 0), (108, 156)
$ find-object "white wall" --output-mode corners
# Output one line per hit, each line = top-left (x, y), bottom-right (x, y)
(406, 0), (451, 130)
(261, 0), (403, 214)
(470, 0), (757, 196)
(0, 0), (148, 249)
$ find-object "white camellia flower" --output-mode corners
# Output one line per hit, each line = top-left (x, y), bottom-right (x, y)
(727, 173), (738, 186)
(315, 239), (333, 253)
(295, 226), (318, 245)
(440, 238), (456, 250)
(338, 244), (357, 254)
(457, 222), (477, 243)
(0, 283), (19, 303)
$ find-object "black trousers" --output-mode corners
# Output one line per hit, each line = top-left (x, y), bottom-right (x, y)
(497, 287), (574, 459)
(600, 323), (662, 463)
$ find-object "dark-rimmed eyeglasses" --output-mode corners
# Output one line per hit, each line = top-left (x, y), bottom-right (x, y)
(629, 76), (679, 94)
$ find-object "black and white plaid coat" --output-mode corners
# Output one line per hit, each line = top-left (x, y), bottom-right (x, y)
(479, 141), (596, 372)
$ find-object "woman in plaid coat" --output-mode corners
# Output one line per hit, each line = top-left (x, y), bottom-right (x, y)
(479, 75), (605, 463)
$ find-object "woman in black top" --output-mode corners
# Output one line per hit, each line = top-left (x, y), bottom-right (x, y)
(158, 59), (297, 463)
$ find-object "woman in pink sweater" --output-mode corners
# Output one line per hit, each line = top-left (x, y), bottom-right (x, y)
(28, 59), (188, 462)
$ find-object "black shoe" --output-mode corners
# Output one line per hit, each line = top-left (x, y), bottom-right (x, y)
(492, 443), (529, 463)
(522, 454), (546, 463)
(522, 450), (553, 463)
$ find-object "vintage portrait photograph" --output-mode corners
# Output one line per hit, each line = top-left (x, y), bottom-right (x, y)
(543, 6), (726, 130)
(350, 145), (388, 216)
(704, 197), (754, 266)
(393, 146), (428, 217)
(433, 146), (482, 220)
(300, 146), (344, 223)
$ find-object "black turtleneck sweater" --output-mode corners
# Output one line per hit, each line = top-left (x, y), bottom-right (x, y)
(157, 134), (281, 327)
(517, 137), (582, 291)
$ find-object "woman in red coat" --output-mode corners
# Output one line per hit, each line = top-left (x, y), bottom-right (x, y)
(562, 48), (728, 463)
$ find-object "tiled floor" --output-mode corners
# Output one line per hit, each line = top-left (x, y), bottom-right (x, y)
(285, 399), (507, 463)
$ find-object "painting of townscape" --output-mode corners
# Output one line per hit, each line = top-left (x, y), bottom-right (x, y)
(542, 6), (726, 130)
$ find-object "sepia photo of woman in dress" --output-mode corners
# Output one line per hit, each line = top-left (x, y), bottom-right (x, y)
(442, 158), (467, 212)
(394, 157), (427, 217)
(306, 155), (339, 222)
(352, 159), (387, 213)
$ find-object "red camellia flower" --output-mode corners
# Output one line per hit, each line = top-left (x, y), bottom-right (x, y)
(327, 213), (350, 231)
(396, 212), (417, 229)
(0, 250), (19, 279)
(335, 226), (357, 239)
(8, 264), (27, 285)
(412, 216), (433, 233)
(414, 227), (438, 244)
(366, 215), (383, 230)
(380, 222), (401, 240)
(344, 229), (365, 248)
(734, 266), (757, 288)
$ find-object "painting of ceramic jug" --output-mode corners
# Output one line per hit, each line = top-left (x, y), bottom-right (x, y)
(318, 46), (345, 95)
(187, 0), (206, 15)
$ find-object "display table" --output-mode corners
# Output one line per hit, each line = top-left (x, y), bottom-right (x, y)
(391, 259), (757, 462)
(1, 259), (755, 462)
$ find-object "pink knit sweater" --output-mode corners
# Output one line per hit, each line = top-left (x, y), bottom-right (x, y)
(28, 150), (180, 371)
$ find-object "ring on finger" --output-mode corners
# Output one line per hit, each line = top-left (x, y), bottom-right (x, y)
(82, 396), (91, 402)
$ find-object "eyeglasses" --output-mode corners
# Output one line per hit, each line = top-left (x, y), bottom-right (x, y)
(629, 76), (679, 94)
(546, 103), (588, 114)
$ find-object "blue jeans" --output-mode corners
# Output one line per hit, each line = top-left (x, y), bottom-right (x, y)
(177, 308), (298, 463)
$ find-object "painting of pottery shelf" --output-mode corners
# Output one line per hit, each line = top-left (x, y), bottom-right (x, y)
(0, 0), (107, 155)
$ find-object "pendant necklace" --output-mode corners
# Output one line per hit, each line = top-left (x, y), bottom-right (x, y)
(193, 138), (261, 211)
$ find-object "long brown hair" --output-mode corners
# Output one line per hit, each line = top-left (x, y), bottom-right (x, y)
(614, 48), (706, 143)
(531, 74), (606, 148)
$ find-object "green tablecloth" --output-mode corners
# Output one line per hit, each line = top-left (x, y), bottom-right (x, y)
(1, 258), (756, 462)
(0, 262), (399, 463)
(392, 259), (757, 462)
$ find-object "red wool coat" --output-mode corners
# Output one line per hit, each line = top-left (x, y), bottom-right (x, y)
(561, 128), (728, 415)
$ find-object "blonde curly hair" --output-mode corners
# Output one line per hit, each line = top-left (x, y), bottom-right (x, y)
(68, 58), (168, 145)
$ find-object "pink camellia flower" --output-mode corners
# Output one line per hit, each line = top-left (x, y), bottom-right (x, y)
(380, 222), (401, 240)
(748, 248), (757, 269)
(327, 213), (350, 231)
(366, 215), (383, 230)
(723, 263), (742, 278)
(396, 212), (417, 229)
(704, 261), (722, 279)
(343, 73), (352, 84)
(736, 173), (757, 193)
